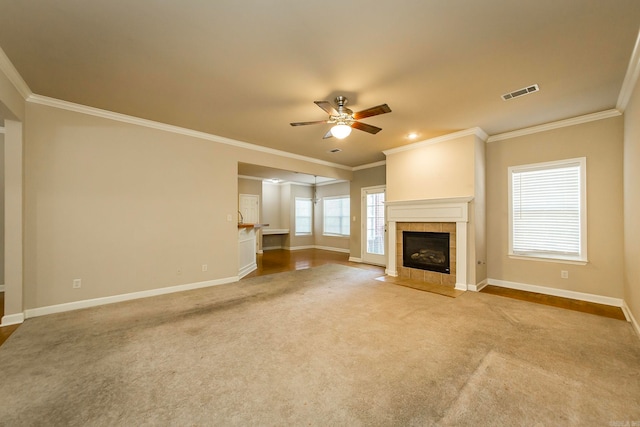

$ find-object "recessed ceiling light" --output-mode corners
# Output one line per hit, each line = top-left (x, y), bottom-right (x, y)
(328, 148), (342, 153)
(269, 178), (281, 183)
(407, 133), (418, 140)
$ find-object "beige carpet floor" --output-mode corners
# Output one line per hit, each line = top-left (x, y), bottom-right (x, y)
(1, 264), (639, 426)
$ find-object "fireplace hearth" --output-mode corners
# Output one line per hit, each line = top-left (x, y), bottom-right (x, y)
(403, 231), (450, 274)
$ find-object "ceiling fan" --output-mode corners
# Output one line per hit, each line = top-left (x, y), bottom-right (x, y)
(290, 96), (391, 139)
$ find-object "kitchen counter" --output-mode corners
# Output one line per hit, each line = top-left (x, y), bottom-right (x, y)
(237, 223), (269, 229)
(237, 224), (268, 278)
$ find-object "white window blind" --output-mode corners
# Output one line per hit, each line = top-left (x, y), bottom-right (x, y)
(295, 198), (312, 235)
(323, 196), (350, 236)
(509, 158), (586, 262)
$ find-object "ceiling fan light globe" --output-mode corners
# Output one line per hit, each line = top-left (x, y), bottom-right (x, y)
(330, 124), (352, 139)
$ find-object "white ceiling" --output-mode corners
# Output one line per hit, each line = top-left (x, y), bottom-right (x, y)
(0, 1), (639, 167)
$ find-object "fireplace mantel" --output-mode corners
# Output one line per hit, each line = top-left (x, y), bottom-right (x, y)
(386, 197), (473, 290)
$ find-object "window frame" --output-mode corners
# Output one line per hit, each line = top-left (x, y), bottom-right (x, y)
(508, 157), (588, 264)
(294, 197), (313, 236)
(322, 195), (350, 237)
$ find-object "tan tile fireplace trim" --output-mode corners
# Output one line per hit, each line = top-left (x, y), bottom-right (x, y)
(386, 197), (472, 291)
(396, 222), (456, 287)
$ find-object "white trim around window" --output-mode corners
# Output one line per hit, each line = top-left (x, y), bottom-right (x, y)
(508, 157), (587, 264)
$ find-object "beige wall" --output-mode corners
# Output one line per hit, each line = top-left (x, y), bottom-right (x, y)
(349, 165), (386, 260)
(0, 132), (4, 285)
(314, 181), (350, 251)
(386, 135), (476, 202)
(25, 103), (238, 308)
(22, 102), (350, 310)
(261, 182), (282, 229)
(486, 116), (624, 298)
(473, 135), (487, 284)
(624, 77), (640, 323)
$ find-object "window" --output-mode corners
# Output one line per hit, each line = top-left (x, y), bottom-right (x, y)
(323, 196), (350, 236)
(295, 197), (312, 235)
(509, 157), (587, 263)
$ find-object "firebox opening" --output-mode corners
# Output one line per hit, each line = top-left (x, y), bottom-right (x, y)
(402, 231), (450, 274)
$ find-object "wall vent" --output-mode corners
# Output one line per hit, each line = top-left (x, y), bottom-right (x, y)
(502, 84), (539, 101)
(328, 148), (342, 153)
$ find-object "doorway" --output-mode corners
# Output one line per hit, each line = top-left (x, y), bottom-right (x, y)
(361, 186), (386, 266)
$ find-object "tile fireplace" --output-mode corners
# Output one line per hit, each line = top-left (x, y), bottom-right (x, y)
(386, 197), (472, 291)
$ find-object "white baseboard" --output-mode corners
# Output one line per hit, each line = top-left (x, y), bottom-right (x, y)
(487, 278), (624, 307)
(264, 245), (349, 254)
(285, 245), (315, 251)
(348, 257), (362, 263)
(314, 245), (350, 254)
(238, 263), (257, 279)
(455, 283), (468, 291)
(257, 250), (264, 255)
(24, 276), (239, 319)
(385, 269), (398, 277)
(622, 301), (640, 337)
(468, 279), (488, 292)
(285, 245), (350, 254)
(1, 312), (25, 326)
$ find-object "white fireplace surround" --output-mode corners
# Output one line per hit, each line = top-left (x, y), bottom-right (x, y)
(386, 197), (473, 291)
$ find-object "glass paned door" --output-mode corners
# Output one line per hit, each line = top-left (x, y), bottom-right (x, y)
(362, 187), (386, 266)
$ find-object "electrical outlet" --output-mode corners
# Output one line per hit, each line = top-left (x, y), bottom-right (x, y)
(202, 264), (208, 272)
(73, 279), (82, 289)
(561, 270), (569, 279)
(177, 268), (182, 275)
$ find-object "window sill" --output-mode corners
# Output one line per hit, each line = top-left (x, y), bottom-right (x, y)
(322, 234), (350, 238)
(508, 254), (588, 266)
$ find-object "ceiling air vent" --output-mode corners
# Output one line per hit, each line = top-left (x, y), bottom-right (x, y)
(502, 84), (539, 101)
(328, 148), (342, 153)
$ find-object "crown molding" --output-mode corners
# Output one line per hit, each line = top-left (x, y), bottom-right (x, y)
(352, 160), (386, 171)
(0, 46), (32, 99)
(26, 94), (353, 171)
(487, 109), (622, 143)
(315, 179), (347, 187)
(237, 175), (266, 182)
(617, 29), (640, 111)
(382, 127), (488, 156)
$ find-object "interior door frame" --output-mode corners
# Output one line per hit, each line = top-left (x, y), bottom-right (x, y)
(361, 185), (386, 266)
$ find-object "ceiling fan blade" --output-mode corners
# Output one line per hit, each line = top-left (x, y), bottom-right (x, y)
(351, 121), (382, 134)
(290, 120), (330, 126)
(314, 101), (339, 116)
(352, 104), (391, 120)
(322, 129), (334, 139)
